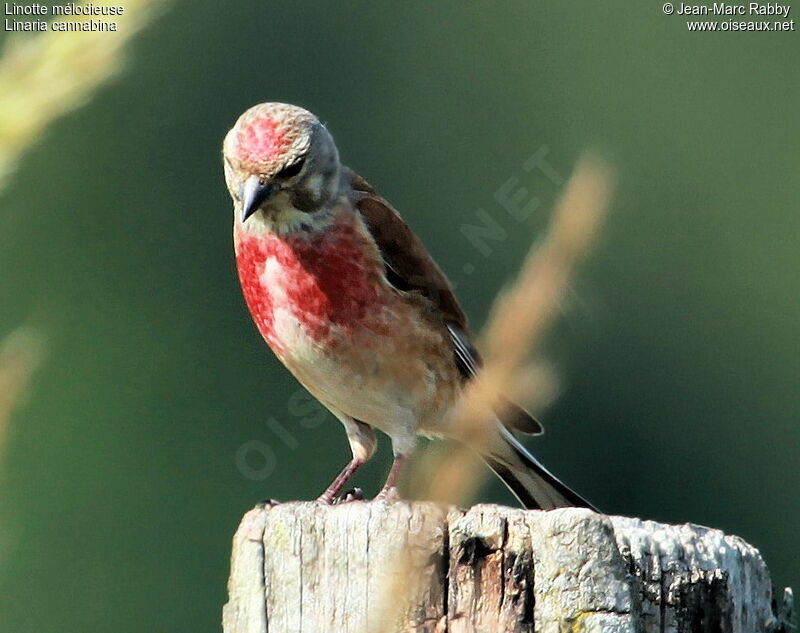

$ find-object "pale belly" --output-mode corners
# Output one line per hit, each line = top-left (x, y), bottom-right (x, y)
(273, 305), (456, 441)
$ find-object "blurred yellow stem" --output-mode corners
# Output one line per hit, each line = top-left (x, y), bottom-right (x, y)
(0, 0), (159, 189)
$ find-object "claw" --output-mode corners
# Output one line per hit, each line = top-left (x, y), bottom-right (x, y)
(335, 487), (366, 504)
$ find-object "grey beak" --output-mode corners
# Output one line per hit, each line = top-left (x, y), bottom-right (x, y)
(241, 175), (272, 222)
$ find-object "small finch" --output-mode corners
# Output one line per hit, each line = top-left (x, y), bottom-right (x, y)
(223, 102), (594, 509)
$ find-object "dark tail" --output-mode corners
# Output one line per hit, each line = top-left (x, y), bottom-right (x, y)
(483, 426), (598, 511)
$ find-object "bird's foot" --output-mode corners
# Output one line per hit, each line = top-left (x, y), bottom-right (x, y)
(316, 458), (365, 505)
(333, 487), (366, 504)
(374, 486), (401, 503)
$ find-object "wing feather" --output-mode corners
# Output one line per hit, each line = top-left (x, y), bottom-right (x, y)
(346, 167), (542, 435)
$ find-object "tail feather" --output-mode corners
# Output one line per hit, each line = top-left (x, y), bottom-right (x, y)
(484, 426), (598, 511)
(496, 398), (544, 435)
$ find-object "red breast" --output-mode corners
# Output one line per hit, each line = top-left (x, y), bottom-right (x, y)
(234, 215), (390, 354)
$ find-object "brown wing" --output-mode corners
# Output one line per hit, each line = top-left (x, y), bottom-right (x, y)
(347, 168), (467, 327)
(346, 167), (542, 435)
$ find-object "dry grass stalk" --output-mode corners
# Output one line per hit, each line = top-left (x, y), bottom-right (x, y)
(0, 0), (159, 188)
(372, 155), (615, 632)
(422, 154), (613, 507)
(0, 327), (45, 459)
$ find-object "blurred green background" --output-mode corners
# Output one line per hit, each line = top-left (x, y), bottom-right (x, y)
(1, 2), (798, 631)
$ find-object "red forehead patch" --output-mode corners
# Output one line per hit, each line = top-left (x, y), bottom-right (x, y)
(234, 117), (290, 164)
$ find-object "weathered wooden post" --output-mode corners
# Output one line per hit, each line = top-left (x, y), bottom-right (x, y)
(223, 502), (793, 633)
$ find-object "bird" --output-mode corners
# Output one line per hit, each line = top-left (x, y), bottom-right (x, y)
(222, 102), (595, 510)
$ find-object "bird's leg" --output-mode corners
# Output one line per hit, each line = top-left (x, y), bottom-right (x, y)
(317, 416), (376, 504)
(375, 454), (406, 501)
(317, 458), (365, 505)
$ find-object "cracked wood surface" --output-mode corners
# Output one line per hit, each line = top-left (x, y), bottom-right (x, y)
(222, 502), (793, 633)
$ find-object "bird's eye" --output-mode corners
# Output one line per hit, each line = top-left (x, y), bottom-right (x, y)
(275, 158), (305, 180)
